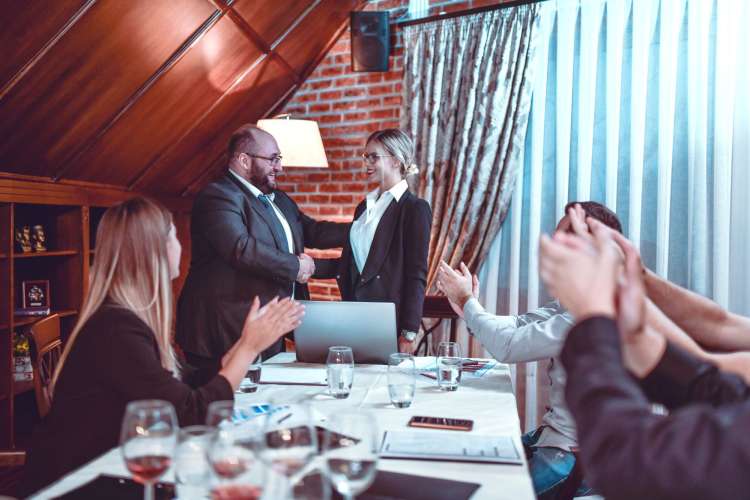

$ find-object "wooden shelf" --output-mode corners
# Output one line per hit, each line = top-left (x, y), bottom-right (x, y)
(14, 250), (79, 259)
(13, 309), (78, 327)
(13, 379), (33, 396)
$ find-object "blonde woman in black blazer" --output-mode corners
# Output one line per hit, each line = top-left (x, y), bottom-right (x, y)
(317, 129), (432, 353)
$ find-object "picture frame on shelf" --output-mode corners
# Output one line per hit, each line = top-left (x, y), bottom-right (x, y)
(17, 279), (51, 316)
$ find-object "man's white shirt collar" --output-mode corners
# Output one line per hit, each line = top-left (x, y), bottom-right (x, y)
(229, 169), (274, 201)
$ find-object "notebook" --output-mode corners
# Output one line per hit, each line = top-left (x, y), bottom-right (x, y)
(380, 430), (523, 465)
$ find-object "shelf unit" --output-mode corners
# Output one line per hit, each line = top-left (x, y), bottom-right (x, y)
(0, 202), (107, 448)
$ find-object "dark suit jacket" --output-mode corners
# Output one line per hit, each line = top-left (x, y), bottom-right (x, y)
(176, 172), (348, 360)
(21, 303), (233, 496)
(316, 190), (431, 334)
(562, 316), (750, 500)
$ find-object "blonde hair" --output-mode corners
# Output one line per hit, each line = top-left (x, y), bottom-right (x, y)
(51, 197), (178, 393)
(366, 129), (419, 178)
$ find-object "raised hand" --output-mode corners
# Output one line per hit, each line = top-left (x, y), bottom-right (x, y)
(240, 297), (305, 354)
(437, 261), (474, 318)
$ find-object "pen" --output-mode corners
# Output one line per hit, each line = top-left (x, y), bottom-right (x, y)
(276, 412), (292, 424)
(420, 372), (437, 380)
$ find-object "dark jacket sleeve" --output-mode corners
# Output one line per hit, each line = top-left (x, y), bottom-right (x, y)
(194, 186), (299, 283)
(299, 209), (350, 250)
(94, 317), (234, 426)
(399, 199), (431, 332)
(562, 316), (750, 500)
(313, 258), (341, 279)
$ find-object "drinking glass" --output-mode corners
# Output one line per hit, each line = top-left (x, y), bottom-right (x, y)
(206, 400), (235, 428)
(258, 402), (318, 499)
(324, 411), (379, 500)
(207, 418), (263, 495)
(236, 359), (262, 394)
(437, 341), (462, 391)
(120, 400), (178, 500)
(326, 346), (354, 399)
(387, 353), (416, 408)
(175, 425), (214, 499)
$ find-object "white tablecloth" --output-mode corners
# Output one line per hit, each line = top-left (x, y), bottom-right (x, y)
(32, 354), (534, 499)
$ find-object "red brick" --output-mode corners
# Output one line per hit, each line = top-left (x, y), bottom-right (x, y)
(320, 90), (343, 100)
(296, 184), (318, 193)
(369, 84), (394, 95)
(332, 194), (356, 204)
(309, 103), (330, 113)
(310, 80), (333, 90)
(294, 93), (319, 103)
(343, 111), (368, 121)
(319, 183), (342, 193)
(343, 182), (367, 192)
(319, 114), (342, 124)
(307, 173), (331, 182)
(369, 108), (397, 119)
(309, 194), (330, 203)
(320, 206), (342, 216)
(382, 95), (400, 106)
(322, 66), (345, 77)
(332, 101), (358, 111)
(355, 98), (382, 109)
(356, 74), (383, 85)
(343, 88), (367, 98)
(331, 172), (355, 182)
(333, 77), (357, 87)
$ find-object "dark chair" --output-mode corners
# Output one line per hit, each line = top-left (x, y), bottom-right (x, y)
(27, 314), (62, 419)
(416, 295), (459, 355)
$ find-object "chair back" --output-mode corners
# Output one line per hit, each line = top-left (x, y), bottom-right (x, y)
(28, 314), (62, 418)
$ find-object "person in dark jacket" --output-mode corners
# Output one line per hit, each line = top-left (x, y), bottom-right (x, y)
(21, 197), (303, 496)
(539, 208), (750, 500)
(316, 129), (432, 353)
(176, 125), (348, 375)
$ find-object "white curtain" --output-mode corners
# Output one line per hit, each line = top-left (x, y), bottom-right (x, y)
(474, 0), (750, 431)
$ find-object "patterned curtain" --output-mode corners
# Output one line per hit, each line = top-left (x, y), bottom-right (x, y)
(401, 4), (541, 293)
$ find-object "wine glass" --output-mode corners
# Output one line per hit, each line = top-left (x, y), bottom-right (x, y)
(257, 402), (318, 499)
(120, 400), (178, 500)
(206, 400), (235, 428)
(324, 411), (379, 500)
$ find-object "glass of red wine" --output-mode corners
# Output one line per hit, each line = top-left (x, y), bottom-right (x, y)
(120, 400), (178, 500)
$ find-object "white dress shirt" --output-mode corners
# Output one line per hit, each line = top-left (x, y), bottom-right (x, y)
(350, 179), (409, 273)
(463, 297), (577, 450)
(229, 170), (294, 254)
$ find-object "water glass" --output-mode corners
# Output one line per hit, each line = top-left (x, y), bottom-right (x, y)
(175, 426), (214, 499)
(437, 342), (462, 391)
(324, 411), (379, 500)
(236, 361), (262, 394)
(120, 400), (178, 500)
(326, 346), (354, 399)
(387, 353), (416, 408)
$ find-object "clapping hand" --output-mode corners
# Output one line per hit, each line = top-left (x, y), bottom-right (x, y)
(436, 261), (479, 318)
(240, 297), (305, 354)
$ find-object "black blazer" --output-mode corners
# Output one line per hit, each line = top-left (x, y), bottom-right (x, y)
(176, 172), (348, 360)
(21, 303), (233, 496)
(317, 190), (432, 333)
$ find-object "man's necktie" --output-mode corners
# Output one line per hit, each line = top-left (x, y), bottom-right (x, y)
(258, 194), (290, 252)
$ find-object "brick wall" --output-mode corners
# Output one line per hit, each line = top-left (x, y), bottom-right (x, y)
(278, 0), (507, 299)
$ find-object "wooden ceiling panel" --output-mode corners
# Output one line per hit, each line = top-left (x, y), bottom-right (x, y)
(0, 0), (216, 178)
(136, 57), (297, 196)
(275, 1), (359, 76)
(0, 0), (89, 89)
(232, 0), (313, 47)
(67, 15), (265, 186)
(0, 0), (364, 196)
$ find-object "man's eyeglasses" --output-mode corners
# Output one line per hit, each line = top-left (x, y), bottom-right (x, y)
(361, 153), (394, 164)
(246, 153), (283, 166)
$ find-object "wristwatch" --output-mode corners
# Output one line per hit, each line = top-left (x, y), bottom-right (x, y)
(400, 329), (418, 342)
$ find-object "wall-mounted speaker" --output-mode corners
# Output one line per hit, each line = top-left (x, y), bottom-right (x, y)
(351, 11), (390, 72)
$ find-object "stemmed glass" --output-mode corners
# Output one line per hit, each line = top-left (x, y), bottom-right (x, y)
(257, 402), (318, 499)
(120, 400), (178, 500)
(324, 411), (379, 500)
(205, 400), (264, 497)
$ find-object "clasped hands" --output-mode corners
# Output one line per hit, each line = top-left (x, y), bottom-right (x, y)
(539, 204), (665, 377)
(296, 253), (315, 284)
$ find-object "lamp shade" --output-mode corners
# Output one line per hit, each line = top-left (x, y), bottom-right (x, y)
(257, 118), (328, 168)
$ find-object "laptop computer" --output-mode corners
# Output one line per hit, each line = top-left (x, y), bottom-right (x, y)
(294, 300), (398, 364)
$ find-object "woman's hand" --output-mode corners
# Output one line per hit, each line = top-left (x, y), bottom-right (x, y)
(239, 297), (305, 355)
(398, 336), (416, 354)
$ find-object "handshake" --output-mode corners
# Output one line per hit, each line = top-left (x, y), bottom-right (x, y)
(296, 253), (315, 284)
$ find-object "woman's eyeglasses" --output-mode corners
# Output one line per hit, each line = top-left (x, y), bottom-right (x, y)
(361, 153), (394, 164)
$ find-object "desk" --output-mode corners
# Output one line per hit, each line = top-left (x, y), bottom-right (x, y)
(32, 354), (534, 499)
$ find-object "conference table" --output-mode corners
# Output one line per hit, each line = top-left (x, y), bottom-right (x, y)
(32, 354), (534, 499)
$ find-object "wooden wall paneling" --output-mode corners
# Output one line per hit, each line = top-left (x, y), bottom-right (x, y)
(0, 0), (91, 96)
(134, 57), (297, 195)
(67, 15), (265, 187)
(232, 0), (315, 49)
(0, 0), (217, 179)
(273, 1), (360, 77)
